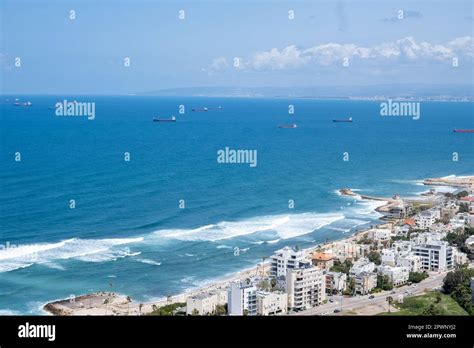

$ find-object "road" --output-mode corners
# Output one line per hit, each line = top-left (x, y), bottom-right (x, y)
(293, 272), (447, 316)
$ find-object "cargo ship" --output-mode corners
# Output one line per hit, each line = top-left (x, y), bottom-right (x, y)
(333, 117), (352, 122)
(153, 116), (176, 122)
(191, 107), (208, 112)
(453, 129), (474, 133)
(278, 124), (297, 128)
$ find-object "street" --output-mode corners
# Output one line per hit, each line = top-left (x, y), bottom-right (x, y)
(293, 272), (447, 316)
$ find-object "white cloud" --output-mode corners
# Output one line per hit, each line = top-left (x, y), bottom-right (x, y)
(207, 36), (474, 71)
(201, 57), (228, 73)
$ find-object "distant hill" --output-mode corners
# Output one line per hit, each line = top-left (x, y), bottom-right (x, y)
(138, 84), (474, 100)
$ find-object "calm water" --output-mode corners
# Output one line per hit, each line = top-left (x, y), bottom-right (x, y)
(0, 96), (473, 314)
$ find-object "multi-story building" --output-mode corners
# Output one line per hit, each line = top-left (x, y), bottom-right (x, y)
(440, 203), (458, 221)
(311, 252), (335, 270)
(368, 228), (392, 243)
(381, 249), (397, 266)
(270, 246), (305, 279)
(396, 253), (422, 272)
(325, 271), (347, 294)
(256, 291), (287, 316)
(453, 249), (468, 266)
(466, 235), (474, 252)
(412, 240), (454, 272)
(354, 272), (377, 295)
(415, 210), (440, 229)
(286, 263), (326, 311)
(349, 257), (375, 276)
(228, 281), (257, 316)
(378, 265), (410, 287)
(387, 203), (412, 219)
(392, 240), (412, 253)
(186, 290), (227, 316)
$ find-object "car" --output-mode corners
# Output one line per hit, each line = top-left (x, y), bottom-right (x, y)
(329, 299), (334, 303)
(391, 291), (396, 294)
(369, 295), (375, 299)
(334, 309), (341, 313)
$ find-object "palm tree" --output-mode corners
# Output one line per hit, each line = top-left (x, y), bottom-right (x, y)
(386, 296), (393, 313)
(126, 296), (131, 315)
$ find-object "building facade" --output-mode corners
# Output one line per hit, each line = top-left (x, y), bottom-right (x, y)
(286, 263), (326, 311)
(228, 281), (257, 316)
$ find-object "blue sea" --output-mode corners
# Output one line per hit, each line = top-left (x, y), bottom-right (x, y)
(0, 96), (473, 314)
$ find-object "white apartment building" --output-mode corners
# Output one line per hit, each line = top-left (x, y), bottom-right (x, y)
(270, 246), (305, 279)
(450, 213), (471, 228)
(394, 224), (411, 237)
(466, 235), (474, 252)
(386, 203), (411, 219)
(411, 231), (446, 245)
(378, 265), (410, 287)
(412, 240), (454, 272)
(396, 253), (422, 272)
(256, 291), (287, 316)
(381, 249), (397, 266)
(354, 272), (377, 295)
(325, 271), (347, 294)
(368, 228), (392, 243)
(453, 249), (468, 266)
(228, 281), (257, 316)
(392, 240), (412, 253)
(186, 290), (227, 316)
(349, 257), (375, 276)
(286, 263), (326, 311)
(415, 210), (440, 229)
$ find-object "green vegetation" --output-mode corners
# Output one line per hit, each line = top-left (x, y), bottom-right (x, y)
(444, 191), (469, 200)
(444, 227), (474, 260)
(214, 304), (227, 316)
(148, 302), (186, 316)
(343, 277), (355, 296)
(458, 202), (470, 213)
(330, 260), (353, 274)
(380, 292), (468, 316)
(442, 267), (474, 315)
(408, 271), (429, 283)
(257, 278), (271, 291)
(356, 236), (373, 245)
(376, 275), (393, 291)
(368, 251), (381, 265)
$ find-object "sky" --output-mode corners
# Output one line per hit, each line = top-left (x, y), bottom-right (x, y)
(1, 0), (473, 94)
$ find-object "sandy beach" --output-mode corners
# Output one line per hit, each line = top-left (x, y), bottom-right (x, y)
(43, 175), (472, 316)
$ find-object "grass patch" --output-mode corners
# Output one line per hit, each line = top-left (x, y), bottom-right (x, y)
(147, 302), (186, 316)
(379, 292), (468, 316)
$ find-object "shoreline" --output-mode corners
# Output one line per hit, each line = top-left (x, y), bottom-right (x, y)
(41, 174), (473, 315)
(42, 209), (387, 316)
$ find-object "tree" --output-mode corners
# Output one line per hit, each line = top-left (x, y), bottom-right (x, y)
(139, 303), (143, 315)
(377, 275), (393, 291)
(344, 277), (355, 296)
(386, 296), (393, 313)
(191, 308), (199, 316)
(270, 278), (277, 290)
(442, 267), (474, 315)
(214, 304), (227, 316)
(257, 279), (271, 291)
(368, 251), (381, 265)
(330, 260), (353, 275)
(409, 271), (429, 283)
(422, 303), (442, 316)
(442, 267), (473, 294)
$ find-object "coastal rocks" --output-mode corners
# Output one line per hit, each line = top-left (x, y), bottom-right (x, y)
(424, 176), (474, 188)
